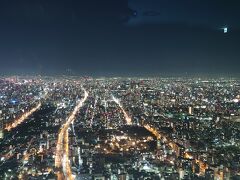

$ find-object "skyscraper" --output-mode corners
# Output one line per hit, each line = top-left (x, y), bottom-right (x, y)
(0, 110), (3, 139)
(188, 106), (193, 115)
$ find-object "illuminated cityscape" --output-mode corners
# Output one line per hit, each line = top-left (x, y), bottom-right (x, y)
(1, 0), (240, 179)
(0, 76), (240, 179)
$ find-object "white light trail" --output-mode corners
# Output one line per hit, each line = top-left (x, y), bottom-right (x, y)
(112, 95), (132, 125)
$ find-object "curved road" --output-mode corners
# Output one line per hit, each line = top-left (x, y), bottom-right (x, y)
(55, 89), (88, 180)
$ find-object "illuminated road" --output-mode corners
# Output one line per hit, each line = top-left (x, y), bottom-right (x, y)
(55, 89), (88, 180)
(111, 95), (208, 174)
(5, 89), (49, 132)
(144, 123), (208, 175)
(112, 95), (132, 125)
(90, 98), (98, 127)
(5, 103), (42, 131)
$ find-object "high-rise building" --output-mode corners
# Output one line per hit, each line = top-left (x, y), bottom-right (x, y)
(0, 110), (3, 139)
(0, 130), (3, 139)
(205, 168), (214, 180)
(188, 106), (193, 115)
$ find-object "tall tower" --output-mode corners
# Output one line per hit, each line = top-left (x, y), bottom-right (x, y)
(188, 106), (193, 115)
(78, 147), (83, 169)
(0, 110), (3, 139)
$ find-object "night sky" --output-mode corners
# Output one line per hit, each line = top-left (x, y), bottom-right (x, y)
(0, 0), (240, 76)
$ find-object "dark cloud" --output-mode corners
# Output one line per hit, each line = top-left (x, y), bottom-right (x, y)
(0, 0), (132, 26)
(128, 0), (240, 29)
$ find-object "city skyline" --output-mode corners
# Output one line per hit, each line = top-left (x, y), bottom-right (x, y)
(1, 1), (240, 180)
(1, 76), (240, 179)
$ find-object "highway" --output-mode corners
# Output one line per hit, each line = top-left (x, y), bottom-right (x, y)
(55, 89), (88, 180)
